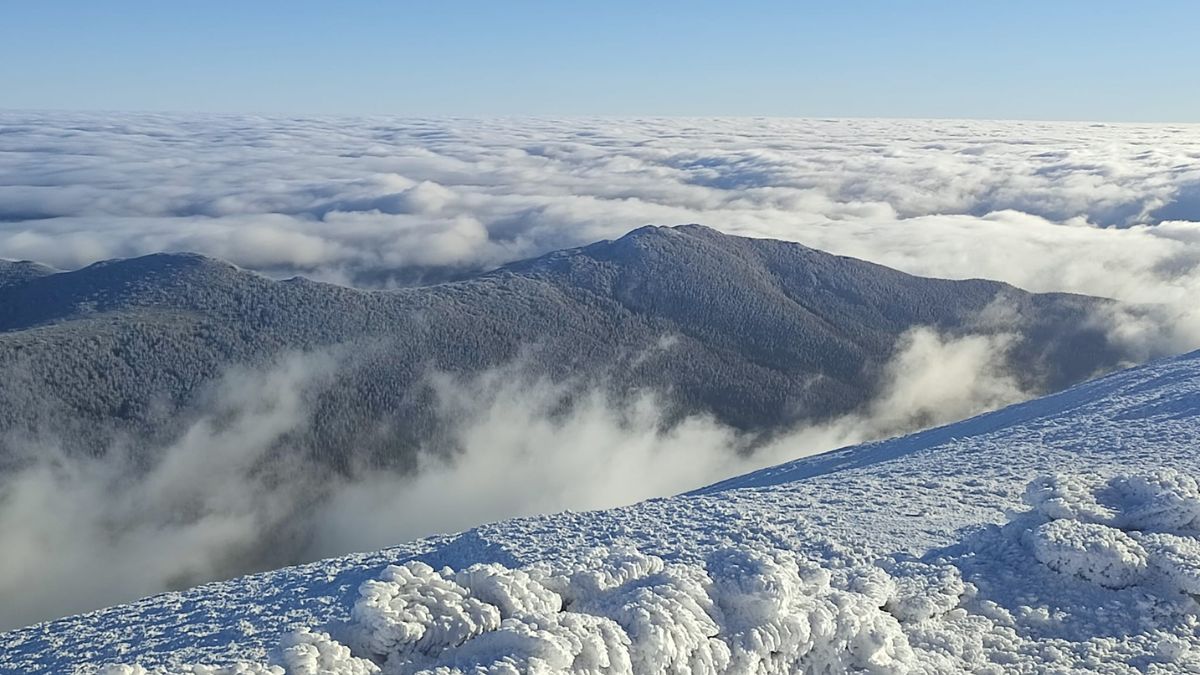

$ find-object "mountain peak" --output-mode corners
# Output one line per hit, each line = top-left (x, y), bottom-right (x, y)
(82, 251), (238, 275)
(0, 259), (57, 288)
(620, 223), (723, 240)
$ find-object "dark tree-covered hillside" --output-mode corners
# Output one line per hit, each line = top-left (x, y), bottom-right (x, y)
(0, 225), (1126, 465)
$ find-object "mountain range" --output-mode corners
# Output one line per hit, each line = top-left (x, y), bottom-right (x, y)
(0, 224), (1131, 466)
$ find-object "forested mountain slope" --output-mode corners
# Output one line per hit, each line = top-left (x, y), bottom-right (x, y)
(0, 224), (1126, 464)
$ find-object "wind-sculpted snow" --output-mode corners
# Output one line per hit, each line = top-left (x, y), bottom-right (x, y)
(89, 469), (1200, 674)
(7, 350), (1200, 673)
(97, 545), (924, 674)
(100, 631), (375, 675)
(1025, 471), (1200, 594)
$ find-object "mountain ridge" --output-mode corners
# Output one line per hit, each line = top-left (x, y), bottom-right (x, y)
(0, 224), (1132, 463)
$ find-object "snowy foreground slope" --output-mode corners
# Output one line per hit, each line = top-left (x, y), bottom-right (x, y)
(4, 352), (1200, 673)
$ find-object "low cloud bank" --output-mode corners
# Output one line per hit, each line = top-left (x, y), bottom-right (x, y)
(0, 354), (337, 628)
(312, 327), (1032, 559)
(0, 326), (1028, 631)
(2, 115), (1199, 341)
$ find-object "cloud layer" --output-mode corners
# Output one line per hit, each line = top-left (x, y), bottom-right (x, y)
(1, 113), (1198, 320)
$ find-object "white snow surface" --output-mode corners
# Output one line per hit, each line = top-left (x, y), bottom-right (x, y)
(4, 350), (1200, 673)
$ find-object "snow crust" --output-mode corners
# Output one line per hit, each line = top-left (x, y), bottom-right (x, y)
(93, 469), (1200, 674)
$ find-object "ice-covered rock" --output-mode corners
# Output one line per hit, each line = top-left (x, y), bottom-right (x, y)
(352, 562), (501, 661)
(1136, 532), (1200, 598)
(1024, 470), (1200, 534)
(279, 629), (380, 675)
(1028, 519), (1149, 588)
(878, 560), (968, 623)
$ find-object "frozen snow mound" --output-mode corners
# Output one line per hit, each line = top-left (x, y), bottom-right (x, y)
(1025, 469), (1200, 596)
(100, 546), (950, 674)
(1028, 519), (1149, 589)
(346, 545), (921, 674)
(1024, 470), (1200, 533)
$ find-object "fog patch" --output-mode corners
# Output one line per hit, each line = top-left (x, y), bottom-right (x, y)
(0, 320), (1036, 631)
(853, 328), (1026, 434)
(0, 353), (338, 630)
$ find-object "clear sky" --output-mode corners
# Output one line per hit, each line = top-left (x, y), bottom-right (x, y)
(3, 1), (1198, 121)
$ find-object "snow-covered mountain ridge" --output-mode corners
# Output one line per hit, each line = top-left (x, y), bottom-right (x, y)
(4, 348), (1200, 673)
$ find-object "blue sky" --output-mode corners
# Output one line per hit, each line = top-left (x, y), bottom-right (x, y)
(2, 1), (1197, 121)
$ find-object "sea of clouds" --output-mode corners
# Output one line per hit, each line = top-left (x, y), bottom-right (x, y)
(3, 112), (1199, 346)
(1, 113), (1198, 304)
(1, 112), (1200, 629)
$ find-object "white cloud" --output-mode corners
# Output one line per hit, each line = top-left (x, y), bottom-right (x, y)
(0, 352), (337, 631)
(0, 325), (1027, 631)
(2, 114), (1197, 305)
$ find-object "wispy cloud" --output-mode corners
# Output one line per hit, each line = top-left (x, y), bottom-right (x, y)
(0, 324), (1029, 631)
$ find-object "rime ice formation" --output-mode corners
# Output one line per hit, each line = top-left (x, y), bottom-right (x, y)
(88, 469), (1200, 673)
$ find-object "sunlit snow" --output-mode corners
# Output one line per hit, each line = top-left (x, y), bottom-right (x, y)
(5, 348), (1199, 673)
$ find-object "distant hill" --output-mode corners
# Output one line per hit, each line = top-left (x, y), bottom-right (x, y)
(0, 224), (1127, 464)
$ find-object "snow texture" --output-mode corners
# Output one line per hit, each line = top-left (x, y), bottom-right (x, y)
(5, 349), (1200, 673)
(85, 483), (1200, 675)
